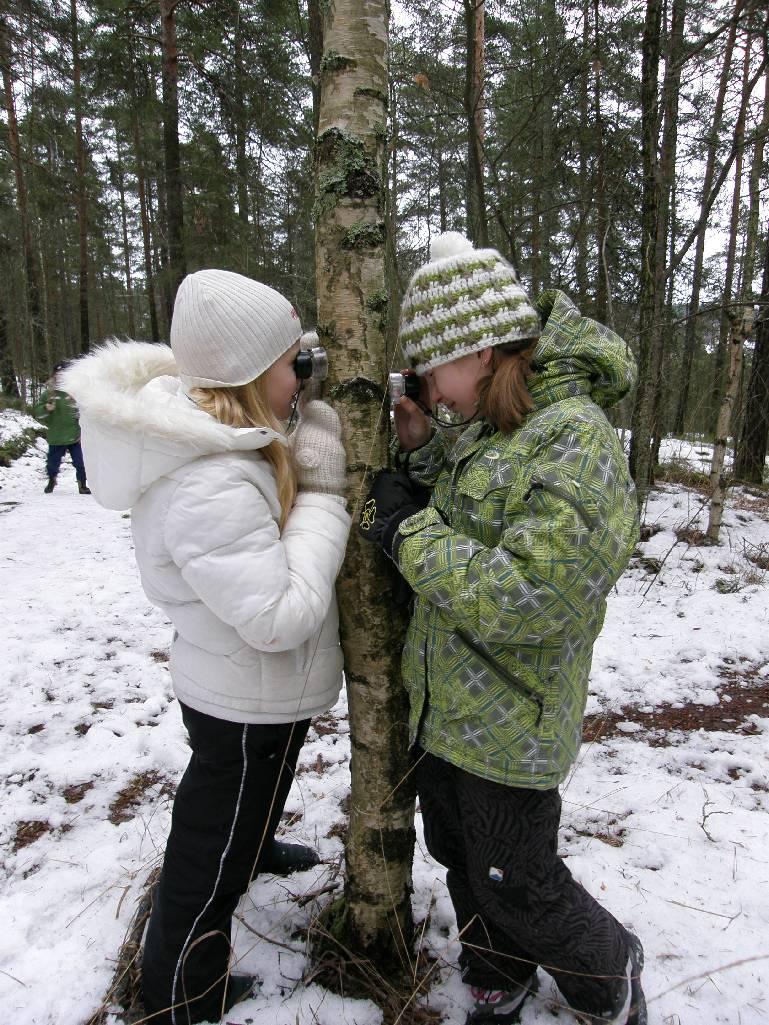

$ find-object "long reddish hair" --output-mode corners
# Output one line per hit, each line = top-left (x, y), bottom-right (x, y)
(477, 343), (537, 433)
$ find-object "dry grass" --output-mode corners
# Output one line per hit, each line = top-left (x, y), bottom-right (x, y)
(655, 461), (711, 494)
(85, 867), (160, 1025)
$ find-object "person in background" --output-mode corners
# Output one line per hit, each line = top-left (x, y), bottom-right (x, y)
(63, 270), (351, 1025)
(360, 232), (644, 1025)
(33, 360), (91, 494)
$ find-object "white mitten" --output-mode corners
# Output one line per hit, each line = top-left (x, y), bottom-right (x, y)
(292, 400), (347, 496)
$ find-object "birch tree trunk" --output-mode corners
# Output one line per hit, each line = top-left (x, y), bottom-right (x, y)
(314, 0), (415, 968)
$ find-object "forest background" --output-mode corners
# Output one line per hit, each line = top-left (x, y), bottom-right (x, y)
(2, 0), (769, 1020)
(1, 0), (768, 499)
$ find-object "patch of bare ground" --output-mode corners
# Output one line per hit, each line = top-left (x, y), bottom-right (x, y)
(584, 663), (769, 744)
(108, 771), (175, 825)
(571, 821), (627, 848)
(12, 819), (51, 852)
(62, 780), (94, 804)
(731, 487), (769, 521)
(311, 712), (338, 736)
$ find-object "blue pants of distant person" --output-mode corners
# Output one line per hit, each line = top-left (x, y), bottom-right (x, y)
(47, 442), (86, 483)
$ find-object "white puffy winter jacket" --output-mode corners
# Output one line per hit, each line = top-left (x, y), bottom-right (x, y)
(63, 342), (351, 724)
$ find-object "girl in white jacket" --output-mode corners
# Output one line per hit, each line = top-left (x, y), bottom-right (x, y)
(63, 270), (351, 1025)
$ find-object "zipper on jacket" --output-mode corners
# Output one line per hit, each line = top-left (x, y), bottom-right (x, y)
(415, 604), (437, 743)
(524, 480), (598, 530)
(457, 628), (543, 725)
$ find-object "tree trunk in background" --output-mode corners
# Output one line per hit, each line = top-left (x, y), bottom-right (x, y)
(707, 308), (754, 541)
(629, 0), (665, 500)
(232, 8), (250, 272)
(159, 0), (186, 315)
(736, 228), (769, 483)
(71, 0), (90, 353)
(314, 0), (415, 968)
(575, 0), (590, 309)
(731, 54), (766, 463)
(131, 110), (160, 342)
(307, 0), (323, 138)
(710, 40), (751, 435)
(592, 0), (611, 325)
(1, 16), (46, 387)
(650, 0), (685, 464)
(154, 155), (173, 333)
(114, 133), (137, 338)
(0, 294), (20, 397)
(464, 0), (488, 247)
(737, 57), (767, 305)
(673, 15), (737, 436)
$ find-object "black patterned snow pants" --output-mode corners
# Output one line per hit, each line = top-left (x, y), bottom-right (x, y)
(415, 749), (633, 1017)
(141, 703), (310, 1025)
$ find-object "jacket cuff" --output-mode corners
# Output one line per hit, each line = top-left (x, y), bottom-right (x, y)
(388, 506), (445, 563)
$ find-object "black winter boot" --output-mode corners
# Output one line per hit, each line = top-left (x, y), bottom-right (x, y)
(78, 480), (92, 494)
(44, 477), (56, 494)
(259, 839), (320, 875)
(224, 974), (257, 1012)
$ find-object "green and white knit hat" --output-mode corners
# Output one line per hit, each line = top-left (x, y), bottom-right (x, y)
(399, 232), (541, 375)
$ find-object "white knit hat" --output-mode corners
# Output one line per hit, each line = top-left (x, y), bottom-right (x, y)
(399, 232), (540, 375)
(170, 269), (303, 389)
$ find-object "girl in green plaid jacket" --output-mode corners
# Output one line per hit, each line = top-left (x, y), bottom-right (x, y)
(360, 233), (645, 1025)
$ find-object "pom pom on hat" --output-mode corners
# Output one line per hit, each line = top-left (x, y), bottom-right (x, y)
(171, 269), (302, 389)
(400, 232), (541, 375)
(429, 231), (475, 262)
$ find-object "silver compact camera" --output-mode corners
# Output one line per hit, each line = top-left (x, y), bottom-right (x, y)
(294, 345), (328, 382)
(388, 370), (421, 403)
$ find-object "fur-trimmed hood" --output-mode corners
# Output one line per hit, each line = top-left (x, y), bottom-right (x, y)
(62, 340), (285, 510)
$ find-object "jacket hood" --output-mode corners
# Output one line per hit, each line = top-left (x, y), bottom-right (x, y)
(61, 340), (286, 510)
(529, 290), (637, 410)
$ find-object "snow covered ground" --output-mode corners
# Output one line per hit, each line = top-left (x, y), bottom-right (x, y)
(1, 423), (767, 1025)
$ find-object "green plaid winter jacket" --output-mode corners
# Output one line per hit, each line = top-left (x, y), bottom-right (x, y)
(393, 290), (639, 789)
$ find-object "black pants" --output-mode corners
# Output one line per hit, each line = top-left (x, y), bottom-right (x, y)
(142, 703), (310, 1025)
(415, 749), (632, 1017)
(46, 442), (86, 482)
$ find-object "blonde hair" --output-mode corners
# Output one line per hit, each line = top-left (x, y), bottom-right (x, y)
(188, 377), (297, 530)
(477, 343), (536, 434)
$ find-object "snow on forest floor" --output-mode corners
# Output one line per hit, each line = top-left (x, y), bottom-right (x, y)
(1, 422), (768, 1025)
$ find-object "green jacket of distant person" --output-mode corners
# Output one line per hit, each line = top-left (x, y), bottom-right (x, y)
(33, 388), (81, 446)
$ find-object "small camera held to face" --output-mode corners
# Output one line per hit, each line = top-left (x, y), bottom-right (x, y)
(388, 370), (421, 404)
(294, 346), (328, 382)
